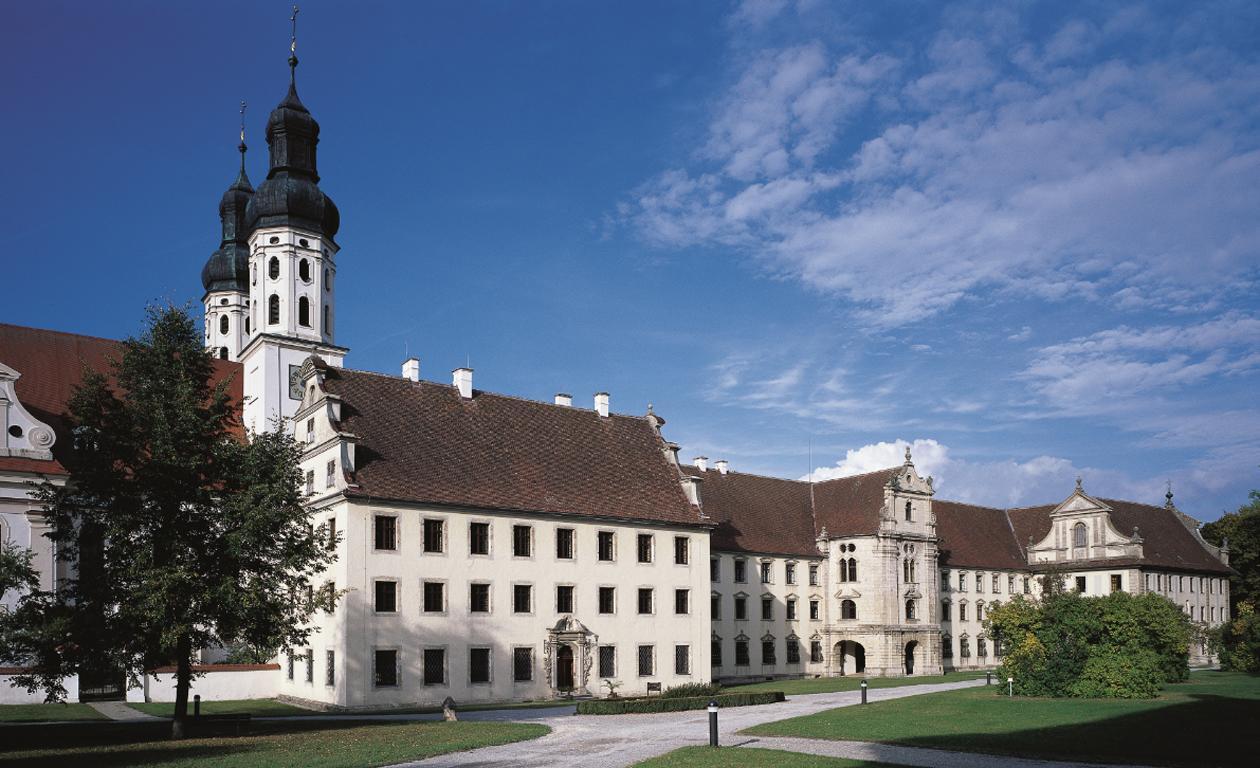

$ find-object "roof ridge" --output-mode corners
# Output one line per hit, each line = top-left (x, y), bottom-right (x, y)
(813, 465), (900, 486)
(682, 465), (811, 485)
(0, 322), (123, 345)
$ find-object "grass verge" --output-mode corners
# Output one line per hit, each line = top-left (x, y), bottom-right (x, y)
(727, 671), (985, 695)
(0, 703), (106, 723)
(578, 691), (784, 715)
(0, 720), (548, 767)
(127, 699), (311, 717)
(745, 670), (1256, 768)
(633, 746), (899, 767)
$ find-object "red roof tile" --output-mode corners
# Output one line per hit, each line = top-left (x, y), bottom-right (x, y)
(811, 468), (900, 538)
(321, 367), (704, 527)
(684, 467), (818, 557)
(934, 500), (1026, 570)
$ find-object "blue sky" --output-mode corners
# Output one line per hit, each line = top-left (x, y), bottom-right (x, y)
(3, 1), (1258, 521)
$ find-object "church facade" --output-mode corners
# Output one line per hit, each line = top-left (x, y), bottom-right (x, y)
(0, 48), (1233, 708)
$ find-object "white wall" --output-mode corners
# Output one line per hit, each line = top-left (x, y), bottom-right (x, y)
(129, 666), (280, 703)
(0, 673), (79, 704)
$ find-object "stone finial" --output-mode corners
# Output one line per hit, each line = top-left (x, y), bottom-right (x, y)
(904, 444), (913, 465)
(1075, 475), (1083, 493)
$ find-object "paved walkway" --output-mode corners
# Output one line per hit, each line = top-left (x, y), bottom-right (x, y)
(86, 701), (161, 721)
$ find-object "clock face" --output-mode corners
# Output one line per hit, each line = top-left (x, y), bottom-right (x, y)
(289, 364), (304, 401)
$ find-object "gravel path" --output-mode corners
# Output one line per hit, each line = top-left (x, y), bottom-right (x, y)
(85, 701), (161, 721)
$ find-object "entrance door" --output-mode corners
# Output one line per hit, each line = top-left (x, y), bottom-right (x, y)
(904, 641), (917, 676)
(556, 645), (575, 691)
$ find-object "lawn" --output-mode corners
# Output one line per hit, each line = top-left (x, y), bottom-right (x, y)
(728, 671), (986, 695)
(634, 746), (896, 767)
(0, 720), (549, 767)
(127, 699), (312, 717)
(0, 703), (105, 722)
(746, 670), (1257, 768)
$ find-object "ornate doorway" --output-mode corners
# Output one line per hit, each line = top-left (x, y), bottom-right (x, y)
(556, 645), (575, 692)
(544, 616), (597, 696)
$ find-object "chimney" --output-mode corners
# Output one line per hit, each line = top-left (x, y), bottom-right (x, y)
(693, 456), (708, 472)
(594, 392), (609, 418)
(402, 357), (420, 382)
(554, 393), (573, 407)
(716, 459), (729, 475)
(453, 368), (473, 399)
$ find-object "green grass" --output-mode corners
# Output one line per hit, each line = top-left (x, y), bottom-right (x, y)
(0, 703), (106, 722)
(746, 670), (1257, 768)
(0, 720), (548, 767)
(633, 746), (898, 767)
(728, 671), (986, 695)
(127, 699), (313, 717)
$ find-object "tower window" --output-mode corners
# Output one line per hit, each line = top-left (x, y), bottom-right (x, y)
(269, 236), (280, 244)
(299, 238), (309, 248)
(299, 258), (311, 282)
(268, 294), (280, 325)
(323, 305), (330, 335)
(219, 315), (228, 335)
(245, 317), (250, 334)
(268, 256), (280, 280)
(219, 347), (228, 360)
(219, 297), (229, 306)
(298, 297), (311, 327)
(324, 268), (330, 288)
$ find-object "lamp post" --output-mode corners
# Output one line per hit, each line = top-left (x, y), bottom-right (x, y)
(985, 671), (992, 686)
(860, 679), (868, 705)
(1007, 677), (1013, 697)
(708, 700), (719, 747)
(194, 694), (201, 718)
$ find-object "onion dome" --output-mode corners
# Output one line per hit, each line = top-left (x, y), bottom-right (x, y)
(245, 51), (339, 240)
(201, 139), (254, 293)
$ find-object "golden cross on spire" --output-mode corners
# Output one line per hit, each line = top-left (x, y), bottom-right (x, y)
(290, 5), (300, 54)
(239, 100), (247, 144)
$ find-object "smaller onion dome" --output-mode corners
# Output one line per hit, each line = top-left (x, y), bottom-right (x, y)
(202, 140), (255, 293)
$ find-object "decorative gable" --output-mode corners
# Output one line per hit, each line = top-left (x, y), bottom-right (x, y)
(0, 361), (56, 461)
(1026, 479), (1143, 565)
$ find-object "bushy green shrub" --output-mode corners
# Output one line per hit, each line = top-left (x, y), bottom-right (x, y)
(1213, 602), (1260, 673)
(660, 682), (722, 699)
(1067, 650), (1163, 698)
(576, 690), (784, 715)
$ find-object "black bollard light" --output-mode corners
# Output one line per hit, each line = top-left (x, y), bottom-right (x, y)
(860, 679), (868, 705)
(986, 671), (992, 686)
(194, 694), (201, 718)
(708, 699), (719, 747)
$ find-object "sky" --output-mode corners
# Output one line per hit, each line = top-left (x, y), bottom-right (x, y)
(2, 0), (1258, 522)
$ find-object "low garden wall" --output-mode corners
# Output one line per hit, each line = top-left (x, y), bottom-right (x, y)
(0, 667), (79, 704)
(129, 664), (280, 703)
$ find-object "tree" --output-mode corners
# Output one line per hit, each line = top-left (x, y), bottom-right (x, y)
(1212, 602), (1260, 673)
(1202, 488), (1260, 612)
(4, 306), (337, 738)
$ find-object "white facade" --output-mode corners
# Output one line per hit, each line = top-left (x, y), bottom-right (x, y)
(203, 290), (249, 361)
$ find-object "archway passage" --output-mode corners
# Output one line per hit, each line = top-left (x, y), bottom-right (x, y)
(904, 640), (918, 676)
(556, 645), (575, 692)
(833, 640), (866, 675)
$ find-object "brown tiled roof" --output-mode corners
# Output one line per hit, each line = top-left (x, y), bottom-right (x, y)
(683, 467), (818, 557)
(0, 323), (243, 475)
(812, 468), (900, 537)
(1007, 499), (1232, 575)
(321, 367), (704, 527)
(934, 500), (1026, 570)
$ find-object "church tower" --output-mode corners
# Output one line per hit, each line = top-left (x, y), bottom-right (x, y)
(201, 107), (253, 362)
(239, 19), (347, 434)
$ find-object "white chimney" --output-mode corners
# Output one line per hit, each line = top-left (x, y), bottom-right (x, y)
(594, 392), (610, 417)
(693, 456), (708, 472)
(716, 459), (729, 475)
(555, 393), (573, 407)
(402, 357), (420, 382)
(453, 368), (473, 399)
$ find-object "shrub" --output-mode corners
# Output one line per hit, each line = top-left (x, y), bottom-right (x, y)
(1067, 650), (1163, 699)
(660, 682), (722, 699)
(576, 691), (784, 715)
(1213, 602), (1260, 673)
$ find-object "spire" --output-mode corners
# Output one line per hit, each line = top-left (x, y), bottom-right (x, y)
(235, 100), (250, 186)
(288, 5), (300, 90)
(201, 104), (255, 293)
(1165, 480), (1175, 510)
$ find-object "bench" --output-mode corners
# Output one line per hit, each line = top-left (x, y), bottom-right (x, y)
(646, 682), (662, 695)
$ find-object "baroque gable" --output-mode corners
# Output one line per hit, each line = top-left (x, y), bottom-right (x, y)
(1026, 480), (1143, 565)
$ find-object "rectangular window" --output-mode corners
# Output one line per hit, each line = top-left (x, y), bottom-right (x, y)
(674, 589), (689, 615)
(786, 562), (797, 585)
(711, 558), (720, 582)
(674, 536), (689, 565)
(598, 586), (615, 614)
(637, 645), (654, 676)
(637, 587), (654, 615)
(735, 596), (747, 620)
(942, 570), (950, 590)
(325, 459), (335, 488)
(1076, 576), (1087, 593)
(469, 522), (490, 555)
(469, 647), (491, 684)
(762, 640), (776, 665)
(942, 601), (951, 621)
(943, 636), (953, 658)
(1008, 574), (1015, 592)
(760, 562), (772, 584)
(469, 583), (490, 613)
(512, 525), (532, 557)
(959, 572), (967, 591)
(959, 603), (967, 621)
(734, 559), (747, 583)
(1023, 576), (1031, 594)
(992, 573), (1000, 592)
(735, 640), (750, 666)
(598, 645), (616, 679)
(325, 649), (335, 687)
(513, 647), (534, 682)
(374, 515), (397, 551)
(711, 593), (721, 620)
(712, 639), (722, 667)
(637, 534), (653, 563)
(422, 581), (445, 613)
(674, 645), (690, 675)
(976, 573), (984, 592)
(374, 650), (398, 687)
(809, 564), (819, 586)
(809, 599), (820, 620)
(326, 517), (337, 550)
(556, 528), (575, 560)
(513, 584), (533, 614)
(598, 531), (615, 561)
(556, 585), (575, 614)
(786, 640), (800, 664)
(304, 648), (314, 683)
(304, 470), (315, 495)
(306, 417), (316, 444)
(374, 580), (397, 613)
(287, 653), (294, 680)
(1111, 574), (1122, 593)
(786, 600), (797, 620)
(423, 518), (444, 554)
(761, 596), (773, 621)
(423, 648), (446, 685)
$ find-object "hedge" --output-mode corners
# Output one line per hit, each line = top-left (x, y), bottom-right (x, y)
(576, 690), (785, 715)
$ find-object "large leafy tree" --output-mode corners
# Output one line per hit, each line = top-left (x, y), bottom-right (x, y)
(3, 306), (336, 738)
(1202, 488), (1260, 611)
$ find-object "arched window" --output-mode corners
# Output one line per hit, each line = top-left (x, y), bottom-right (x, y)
(299, 258), (311, 282)
(903, 559), (909, 582)
(324, 268), (330, 289)
(905, 500), (912, 521)
(841, 600), (857, 620)
(219, 347), (228, 360)
(268, 294), (280, 325)
(1073, 522), (1087, 549)
(905, 600), (916, 620)
(298, 296), (311, 327)
(323, 304), (330, 335)
(848, 558), (857, 582)
(219, 315), (228, 335)
(910, 561), (917, 582)
(245, 317), (250, 334)
(268, 256), (280, 280)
